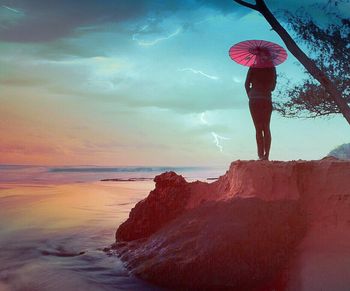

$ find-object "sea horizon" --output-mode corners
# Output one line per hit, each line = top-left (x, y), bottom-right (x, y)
(0, 164), (227, 185)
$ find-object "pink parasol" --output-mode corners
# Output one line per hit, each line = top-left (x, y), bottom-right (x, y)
(229, 40), (288, 68)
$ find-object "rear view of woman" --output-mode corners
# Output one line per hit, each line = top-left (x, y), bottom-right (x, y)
(229, 40), (287, 161)
(245, 66), (276, 160)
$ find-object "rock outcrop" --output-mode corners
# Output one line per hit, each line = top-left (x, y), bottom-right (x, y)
(116, 171), (190, 241)
(328, 143), (350, 160)
(112, 158), (350, 290)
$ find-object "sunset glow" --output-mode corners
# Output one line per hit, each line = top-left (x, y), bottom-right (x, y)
(1, 0), (349, 166)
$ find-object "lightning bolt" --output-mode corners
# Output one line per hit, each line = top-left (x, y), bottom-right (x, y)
(200, 112), (209, 125)
(139, 24), (149, 32)
(2, 5), (20, 13)
(199, 112), (231, 152)
(132, 27), (181, 46)
(211, 132), (230, 152)
(179, 68), (219, 80)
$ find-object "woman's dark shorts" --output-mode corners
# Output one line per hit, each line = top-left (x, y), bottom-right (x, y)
(249, 99), (273, 126)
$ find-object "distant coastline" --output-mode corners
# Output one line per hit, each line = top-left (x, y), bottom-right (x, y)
(101, 177), (154, 182)
(101, 177), (220, 182)
(48, 166), (208, 173)
(0, 165), (223, 184)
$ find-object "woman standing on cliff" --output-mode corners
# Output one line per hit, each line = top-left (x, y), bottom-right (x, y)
(245, 59), (276, 160)
(229, 40), (287, 161)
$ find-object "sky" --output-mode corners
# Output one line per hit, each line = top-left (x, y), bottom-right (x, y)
(1, 0), (350, 167)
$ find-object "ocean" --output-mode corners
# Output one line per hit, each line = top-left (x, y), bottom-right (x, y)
(0, 165), (225, 291)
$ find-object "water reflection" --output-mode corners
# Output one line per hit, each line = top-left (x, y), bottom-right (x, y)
(0, 181), (163, 290)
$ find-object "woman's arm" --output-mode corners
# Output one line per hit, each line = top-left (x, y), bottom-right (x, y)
(245, 68), (252, 95)
(271, 67), (277, 91)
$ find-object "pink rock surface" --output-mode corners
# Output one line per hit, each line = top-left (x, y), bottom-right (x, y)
(114, 158), (350, 290)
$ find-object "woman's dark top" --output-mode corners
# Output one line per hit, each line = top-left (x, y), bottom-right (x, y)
(245, 67), (276, 100)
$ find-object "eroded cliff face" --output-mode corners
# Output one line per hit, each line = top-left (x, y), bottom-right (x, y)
(115, 172), (190, 241)
(112, 158), (350, 290)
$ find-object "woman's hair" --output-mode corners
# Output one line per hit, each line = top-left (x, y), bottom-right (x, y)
(251, 48), (274, 68)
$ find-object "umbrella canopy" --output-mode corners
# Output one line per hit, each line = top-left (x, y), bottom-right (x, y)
(229, 40), (288, 68)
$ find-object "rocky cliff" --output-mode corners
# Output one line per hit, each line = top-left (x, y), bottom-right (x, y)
(112, 158), (350, 290)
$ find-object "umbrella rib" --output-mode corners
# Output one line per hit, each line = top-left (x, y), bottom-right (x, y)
(236, 56), (252, 65)
(239, 40), (253, 48)
(235, 52), (253, 59)
(231, 51), (252, 58)
(230, 50), (252, 56)
(275, 54), (287, 60)
(238, 40), (255, 46)
(235, 56), (250, 63)
(274, 54), (285, 59)
(264, 43), (275, 49)
(248, 40), (258, 47)
(244, 55), (254, 66)
(232, 47), (253, 51)
(234, 44), (253, 50)
(231, 49), (252, 54)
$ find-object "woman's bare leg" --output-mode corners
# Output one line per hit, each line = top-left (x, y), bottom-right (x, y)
(263, 125), (271, 160)
(255, 126), (264, 159)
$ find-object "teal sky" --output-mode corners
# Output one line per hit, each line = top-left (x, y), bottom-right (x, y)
(1, 0), (350, 167)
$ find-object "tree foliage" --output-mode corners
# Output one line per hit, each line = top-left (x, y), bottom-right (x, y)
(274, 7), (350, 118)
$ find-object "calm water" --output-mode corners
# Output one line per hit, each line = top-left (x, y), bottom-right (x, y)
(0, 165), (225, 291)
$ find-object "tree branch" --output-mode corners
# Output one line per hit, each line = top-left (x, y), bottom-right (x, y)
(233, 0), (258, 11)
(234, 0), (350, 125)
(257, 2), (350, 124)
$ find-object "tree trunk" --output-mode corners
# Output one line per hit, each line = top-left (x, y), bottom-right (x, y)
(233, 0), (350, 125)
